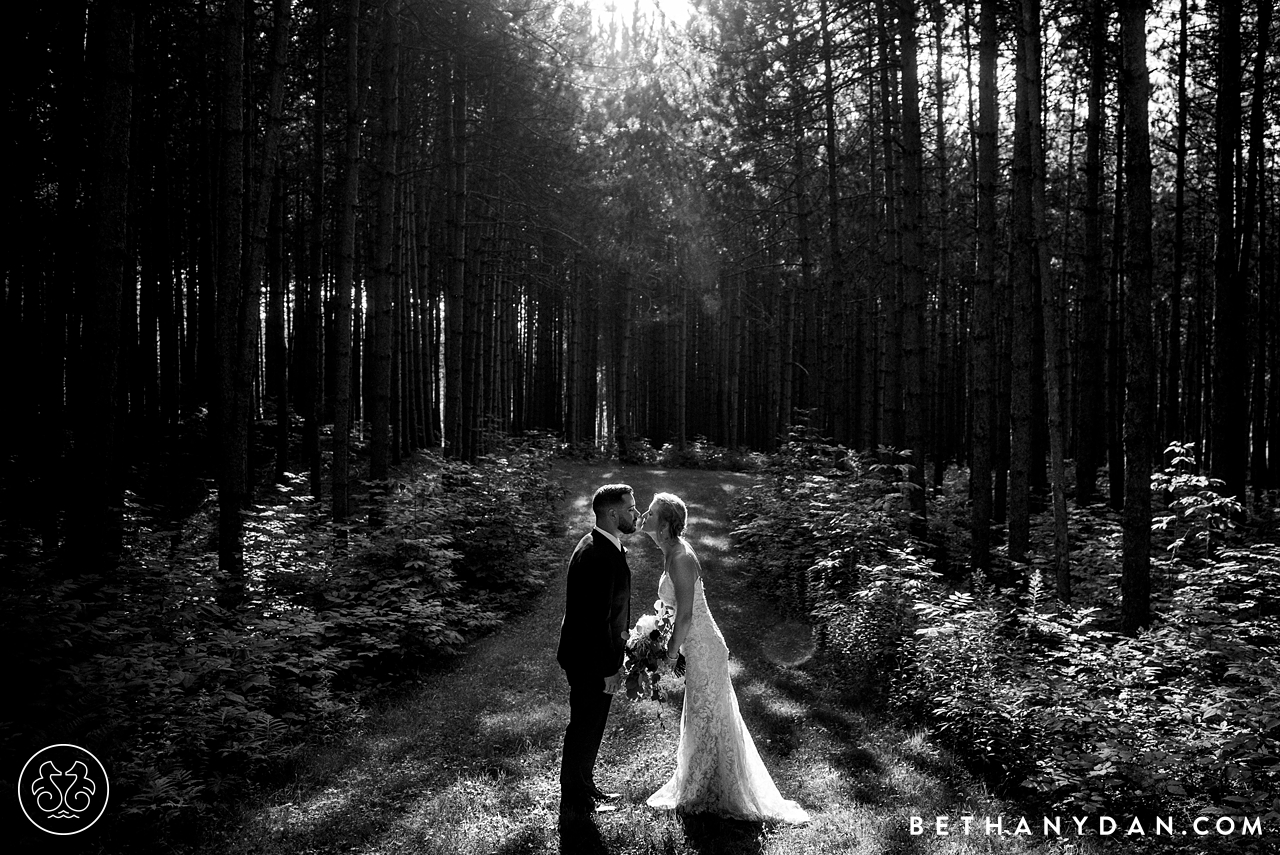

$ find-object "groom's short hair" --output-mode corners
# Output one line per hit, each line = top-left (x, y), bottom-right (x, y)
(592, 483), (633, 514)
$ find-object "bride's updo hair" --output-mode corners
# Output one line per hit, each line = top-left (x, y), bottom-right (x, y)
(651, 492), (687, 540)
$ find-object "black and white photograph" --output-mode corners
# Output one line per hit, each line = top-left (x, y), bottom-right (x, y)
(3, 0), (1277, 852)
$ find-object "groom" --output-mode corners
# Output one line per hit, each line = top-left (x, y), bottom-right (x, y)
(556, 483), (637, 818)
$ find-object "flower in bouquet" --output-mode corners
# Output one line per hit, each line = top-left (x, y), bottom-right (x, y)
(622, 603), (675, 701)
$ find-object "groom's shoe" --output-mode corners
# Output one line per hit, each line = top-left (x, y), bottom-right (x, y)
(591, 789), (622, 802)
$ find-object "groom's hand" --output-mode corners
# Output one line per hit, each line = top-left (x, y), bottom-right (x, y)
(603, 671), (623, 694)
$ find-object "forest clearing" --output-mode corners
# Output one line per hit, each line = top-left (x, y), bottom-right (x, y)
(190, 462), (1040, 855)
(181, 462), (1120, 855)
(6, 448), (1277, 853)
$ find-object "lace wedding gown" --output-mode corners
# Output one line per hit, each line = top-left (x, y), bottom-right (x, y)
(647, 570), (810, 824)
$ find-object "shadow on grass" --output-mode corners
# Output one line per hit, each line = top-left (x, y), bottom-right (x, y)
(555, 815), (614, 855)
(679, 813), (767, 855)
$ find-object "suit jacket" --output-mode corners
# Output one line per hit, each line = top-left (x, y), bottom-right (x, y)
(556, 530), (631, 678)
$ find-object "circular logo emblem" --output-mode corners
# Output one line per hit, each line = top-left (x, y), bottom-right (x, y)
(18, 744), (110, 835)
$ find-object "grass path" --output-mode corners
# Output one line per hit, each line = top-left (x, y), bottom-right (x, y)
(204, 463), (1067, 855)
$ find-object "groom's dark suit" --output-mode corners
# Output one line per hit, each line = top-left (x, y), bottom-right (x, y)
(557, 529), (631, 809)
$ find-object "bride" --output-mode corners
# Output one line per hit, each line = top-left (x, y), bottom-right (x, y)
(640, 492), (809, 824)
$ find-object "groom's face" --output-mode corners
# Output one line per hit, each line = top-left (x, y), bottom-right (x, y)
(613, 493), (640, 535)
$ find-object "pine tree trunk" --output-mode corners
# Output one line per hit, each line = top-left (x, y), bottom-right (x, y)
(1057, 80), (1082, 593)
(1022, 0), (1069, 599)
(995, 293), (1012, 523)
(138, 179), (160, 437)
(156, 138), (180, 434)
(462, 224), (482, 460)
(422, 175), (439, 447)
(394, 261), (406, 461)
(1163, 0), (1189, 451)
(214, 0), (248, 604)
(678, 286), (689, 448)
(444, 37), (469, 459)
(969, 0), (998, 569)
(1008, 0), (1038, 562)
(897, 0), (929, 531)
(566, 287), (581, 446)
(332, 0), (360, 522)
(369, 0), (399, 487)
(1210, 0), (1246, 496)
(222, 0), (292, 567)
(43, 0), (86, 554)
(1186, 218), (1206, 451)
(781, 285), (797, 438)
(1108, 98), (1127, 510)
(730, 280), (743, 448)
(1267, 156), (1278, 483)
(1077, 0), (1108, 505)
(932, 0), (951, 488)
(615, 272), (633, 454)
(861, 40), (881, 450)
(766, 290), (781, 446)
(1244, 0), (1273, 492)
(820, 0), (844, 443)
(879, 4), (904, 452)
(64, 0), (135, 574)
(304, 0), (326, 498)
(268, 173), (288, 483)
(41, 0), (87, 555)
(1120, 0), (1154, 634)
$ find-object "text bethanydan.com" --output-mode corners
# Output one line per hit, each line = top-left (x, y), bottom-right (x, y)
(910, 815), (1267, 838)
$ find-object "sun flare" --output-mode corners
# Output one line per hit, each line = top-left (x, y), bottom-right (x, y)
(580, 0), (694, 28)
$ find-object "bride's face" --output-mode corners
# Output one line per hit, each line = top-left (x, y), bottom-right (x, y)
(641, 499), (662, 542)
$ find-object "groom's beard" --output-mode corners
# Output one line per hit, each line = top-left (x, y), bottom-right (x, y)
(617, 519), (637, 535)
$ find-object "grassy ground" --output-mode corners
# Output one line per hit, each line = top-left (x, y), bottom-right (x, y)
(199, 462), (1076, 855)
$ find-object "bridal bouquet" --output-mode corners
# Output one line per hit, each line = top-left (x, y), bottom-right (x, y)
(622, 601), (675, 701)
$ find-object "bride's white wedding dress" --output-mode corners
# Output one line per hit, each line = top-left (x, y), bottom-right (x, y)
(647, 570), (810, 824)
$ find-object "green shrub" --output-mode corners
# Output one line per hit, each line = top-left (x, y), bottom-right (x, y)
(440, 449), (565, 611)
(1016, 555), (1280, 823)
(618, 433), (659, 464)
(1151, 441), (1243, 562)
(892, 578), (1040, 788)
(814, 562), (925, 697)
(733, 446), (922, 618)
(657, 436), (763, 471)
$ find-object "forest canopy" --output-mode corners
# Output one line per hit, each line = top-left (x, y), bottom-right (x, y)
(3, 0), (1277, 672)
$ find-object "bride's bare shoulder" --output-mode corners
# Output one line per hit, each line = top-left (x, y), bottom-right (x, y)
(672, 544), (701, 575)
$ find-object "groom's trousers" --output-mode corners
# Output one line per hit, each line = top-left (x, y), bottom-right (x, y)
(560, 670), (613, 804)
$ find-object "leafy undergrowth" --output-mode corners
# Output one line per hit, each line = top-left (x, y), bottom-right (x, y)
(731, 435), (1279, 854)
(188, 462), (1066, 855)
(1, 445), (564, 853)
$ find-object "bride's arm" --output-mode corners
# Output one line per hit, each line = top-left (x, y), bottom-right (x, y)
(666, 552), (699, 659)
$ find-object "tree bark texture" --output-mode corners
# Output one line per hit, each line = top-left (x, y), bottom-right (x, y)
(1121, 0), (1154, 635)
